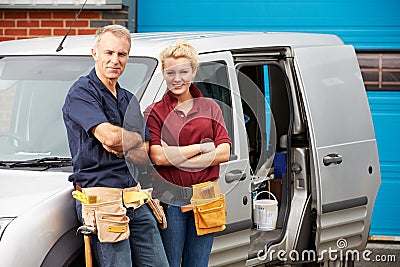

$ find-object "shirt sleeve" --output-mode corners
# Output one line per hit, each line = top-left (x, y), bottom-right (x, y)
(143, 104), (162, 146)
(66, 82), (108, 134)
(144, 126), (151, 141)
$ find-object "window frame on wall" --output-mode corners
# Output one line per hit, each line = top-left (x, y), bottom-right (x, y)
(356, 51), (400, 91)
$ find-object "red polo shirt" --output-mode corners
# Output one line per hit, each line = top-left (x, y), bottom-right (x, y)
(144, 84), (231, 187)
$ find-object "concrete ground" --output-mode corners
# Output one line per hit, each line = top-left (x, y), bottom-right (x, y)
(354, 242), (399, 267)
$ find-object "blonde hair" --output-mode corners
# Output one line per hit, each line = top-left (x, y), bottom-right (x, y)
(159, 40), (199, 71)
(93, 24), (131, 50)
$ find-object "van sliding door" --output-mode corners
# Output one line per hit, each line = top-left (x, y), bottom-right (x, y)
(293, 45), (381, 258)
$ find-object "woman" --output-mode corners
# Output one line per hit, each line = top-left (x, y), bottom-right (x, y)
(144, 40), (231, 267)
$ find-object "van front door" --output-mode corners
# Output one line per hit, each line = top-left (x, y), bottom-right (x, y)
(293, 45), (381, 258)
(197, 52), (252, 266)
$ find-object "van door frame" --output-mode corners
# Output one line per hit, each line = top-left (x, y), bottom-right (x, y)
(231, 49), (313, 265)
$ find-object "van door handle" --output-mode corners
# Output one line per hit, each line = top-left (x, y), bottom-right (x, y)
(225, 170), (246, 183)
(323, 154), (342, 166)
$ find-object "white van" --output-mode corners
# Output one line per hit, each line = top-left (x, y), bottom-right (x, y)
(0, 32), (381, 266)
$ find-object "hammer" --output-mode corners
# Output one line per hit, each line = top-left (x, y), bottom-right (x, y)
(76, 225), (96, 267)
(75, 194), (97, 267)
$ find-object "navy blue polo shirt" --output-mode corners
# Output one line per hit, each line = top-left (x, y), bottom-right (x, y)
(62, 68), (149, 188)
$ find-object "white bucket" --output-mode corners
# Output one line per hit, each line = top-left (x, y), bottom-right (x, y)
(253, 191), (278, 231)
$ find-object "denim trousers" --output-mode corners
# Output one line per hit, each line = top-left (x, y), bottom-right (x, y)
(75, 200), (169, 267)
(160, 205), (215, 267)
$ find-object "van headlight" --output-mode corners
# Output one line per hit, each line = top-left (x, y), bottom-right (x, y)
(0, 218), (15, 240)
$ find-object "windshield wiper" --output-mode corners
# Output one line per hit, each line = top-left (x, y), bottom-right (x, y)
(6, 157), (72, 169)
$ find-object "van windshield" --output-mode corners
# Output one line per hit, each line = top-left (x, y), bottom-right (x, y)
(0, 56), (157, 162)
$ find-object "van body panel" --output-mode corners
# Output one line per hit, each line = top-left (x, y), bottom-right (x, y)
(0, 174), (77, 267)
(0, 170), (70, 216)
(293, 45), (381, 256)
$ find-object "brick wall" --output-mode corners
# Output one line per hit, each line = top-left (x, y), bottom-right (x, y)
(0, 8), (129, 42)
(0, 84), (15, 132)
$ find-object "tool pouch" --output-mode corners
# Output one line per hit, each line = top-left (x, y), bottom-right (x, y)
(147, 197), (167, 229)
(193, 194), (226, 235)
(81, 187), (130, 243)
(123, 185), (149, 209)
(95, 210), (130, 243)
(123, 186), (167, 229)
(182, 180), (227, 236)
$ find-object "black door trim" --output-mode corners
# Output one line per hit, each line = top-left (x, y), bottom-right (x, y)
(322, 196), (368, 213)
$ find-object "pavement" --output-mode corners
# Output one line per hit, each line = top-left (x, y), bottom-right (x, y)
(354, 241), (399, 267)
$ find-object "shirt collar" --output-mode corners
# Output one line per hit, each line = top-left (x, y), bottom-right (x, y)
(89, 68), (106, 91)
(89, 68), (126, 102)
(164, 83), (204, 110)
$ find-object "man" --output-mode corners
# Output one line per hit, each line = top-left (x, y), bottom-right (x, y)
(62, 25), (169, 267)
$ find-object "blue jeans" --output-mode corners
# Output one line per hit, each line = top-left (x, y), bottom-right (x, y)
(160, 205), (215, 267)
(75, 200), (169, 267)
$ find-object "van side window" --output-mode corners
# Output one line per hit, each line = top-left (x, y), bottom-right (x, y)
(194, 61), (234, 152)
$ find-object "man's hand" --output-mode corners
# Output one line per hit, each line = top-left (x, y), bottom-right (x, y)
(92, 122), (145, 160)
(124, 141), (149, 165)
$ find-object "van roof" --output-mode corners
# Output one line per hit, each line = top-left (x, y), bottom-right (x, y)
(0, 31), (344, 57)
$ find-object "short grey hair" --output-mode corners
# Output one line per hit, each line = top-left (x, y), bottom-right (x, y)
(93, 24), (131, 50)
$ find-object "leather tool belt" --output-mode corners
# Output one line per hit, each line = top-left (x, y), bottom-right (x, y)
(73, 184), (167, 243)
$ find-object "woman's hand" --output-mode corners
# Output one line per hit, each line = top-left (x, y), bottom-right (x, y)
(199, 141), (215, 154)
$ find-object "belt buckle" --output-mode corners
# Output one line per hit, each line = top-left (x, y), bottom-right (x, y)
(181, 187), (192, 200)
